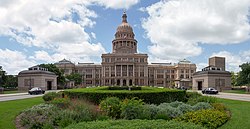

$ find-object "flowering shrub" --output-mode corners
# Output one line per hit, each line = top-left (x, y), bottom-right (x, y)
(120, 98), (144, 120)
(50, 98), (70, 108)
(99, 97), (121, 118)
(176, 109), (230, 129)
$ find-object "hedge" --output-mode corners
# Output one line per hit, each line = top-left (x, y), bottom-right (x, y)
(63, 87), (186, 104)
(65, 119), (206, 129)
(108, 86), (142, 90)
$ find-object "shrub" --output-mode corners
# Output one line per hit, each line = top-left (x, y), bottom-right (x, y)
(108, 86), (142, 90)
(187, 92), (217, 105)
(169, 101), (185, 108)
(177, 103), (194, 114)
(50, 98), (70, 108)
(139, 104), (159, 119)
(20, 104), (58, 129)
(99, 97), (121, 118)
(64, 87), (186, 104)
(42, 92), (60, 102)
(120, 98), (144, 119)
(193, 102), (212, 111)
(65, 119), (206, 129)
(212, 103), (228, 112)
(19, 100), (102, 129)
(156, 103), (183, 119)
(176, 109), (230, 129)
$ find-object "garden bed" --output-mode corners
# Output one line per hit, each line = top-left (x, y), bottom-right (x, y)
(65, 119), (206, 129)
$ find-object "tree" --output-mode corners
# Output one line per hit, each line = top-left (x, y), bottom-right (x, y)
(65, 73), (83, 85)
(39, 64), (65, 85)
(231, 71), (238, 86)
(3, 75), (17, 88)
(0, 66), (6, 88)
(237, 62), (250, 86)
(237, 62), (250, 92)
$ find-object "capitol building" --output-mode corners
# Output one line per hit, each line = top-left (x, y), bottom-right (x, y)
(55, 12), (197, 88)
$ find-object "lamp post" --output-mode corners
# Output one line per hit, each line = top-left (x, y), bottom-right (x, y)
(247, 74), (250, 92)
(29, 77), (32, 90)
(0, 75), (2, 87)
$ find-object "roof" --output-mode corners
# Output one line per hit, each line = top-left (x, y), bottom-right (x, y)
(178, 59), (192, 64)
(18, 70), (56, 76)
(193, 70), (231, 76)
(54, 59), (74, 64)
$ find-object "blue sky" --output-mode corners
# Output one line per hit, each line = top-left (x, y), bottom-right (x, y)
(0, 0), (250, 74)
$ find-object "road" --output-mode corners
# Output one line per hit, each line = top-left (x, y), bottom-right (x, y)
(0, 90), (61, 102)
(198, 91), (250, 102)
(1, 90), (250, 102)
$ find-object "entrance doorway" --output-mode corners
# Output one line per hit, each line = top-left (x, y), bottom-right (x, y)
(47, 81), (52, 90)
(129, 79), (132, 86)
(123, 79), (126, 86)
(117, 80), (120, 86)
(198, 81), (202, 90)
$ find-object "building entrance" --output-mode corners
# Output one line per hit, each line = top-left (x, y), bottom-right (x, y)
(123, 79), (126, 86)
(47, 81), (52, 90)
(129, 79), (132, 86)
(198, 81), (202, 90)
(117, 80), (120, 86)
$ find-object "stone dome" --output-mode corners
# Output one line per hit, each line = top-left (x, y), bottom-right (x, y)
(116, 12), (133, 33)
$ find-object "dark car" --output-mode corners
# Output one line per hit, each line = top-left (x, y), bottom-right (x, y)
(202, 88), (218, 94)
(177, 86), (187, 90)
(28, 87), (45, 95)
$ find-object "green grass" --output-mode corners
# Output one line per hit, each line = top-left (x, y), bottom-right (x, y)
(3, 90), (24, 94)
(0, 97), (43, 129)
(218, 99), (250, 129)
(223, 90), (250, 94)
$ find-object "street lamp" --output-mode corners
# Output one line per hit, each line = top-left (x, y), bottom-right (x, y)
(247, 74), (250, 92)
(29, 77), (32, 90)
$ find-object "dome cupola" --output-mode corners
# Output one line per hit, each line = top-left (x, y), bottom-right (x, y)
(115, 12), (134, 39)
(112, 12), (137, 54)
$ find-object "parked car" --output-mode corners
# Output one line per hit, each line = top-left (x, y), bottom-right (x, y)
(177, 86), (187, 90)
(28, 87), (45, 95)
(202, 87), (218, 94)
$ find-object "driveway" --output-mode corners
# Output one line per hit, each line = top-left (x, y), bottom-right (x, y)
(197, 91), (250, 102)
(0, 90), (61, 102)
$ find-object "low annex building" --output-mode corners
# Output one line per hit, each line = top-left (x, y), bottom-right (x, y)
(192, 57), (231, 91)
(55, 12), (196, 88)
(18, 66), (57, 91)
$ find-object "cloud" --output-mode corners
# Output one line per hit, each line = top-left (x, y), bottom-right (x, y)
(211, 51), (244, 72)
(0, 0), (110, 74)
(0, 49), (36, 74)
(142, 0), (250, 60)
(93, 0), (140, 9)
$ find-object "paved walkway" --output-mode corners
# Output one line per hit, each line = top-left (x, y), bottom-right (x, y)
(195, 90), (250, 102)
(0, 90), (62, 102)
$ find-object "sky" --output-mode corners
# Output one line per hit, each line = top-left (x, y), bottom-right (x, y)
(0, 0), (250, 75)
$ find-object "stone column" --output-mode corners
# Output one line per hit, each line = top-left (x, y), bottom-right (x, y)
(127, 65), (129, 77)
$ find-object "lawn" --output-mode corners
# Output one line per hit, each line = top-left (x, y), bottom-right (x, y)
(0, 97), (43, 129)
(223, 90), (250, 94)
(2, 90), (24, 94)
(219, 99), (250, 129)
